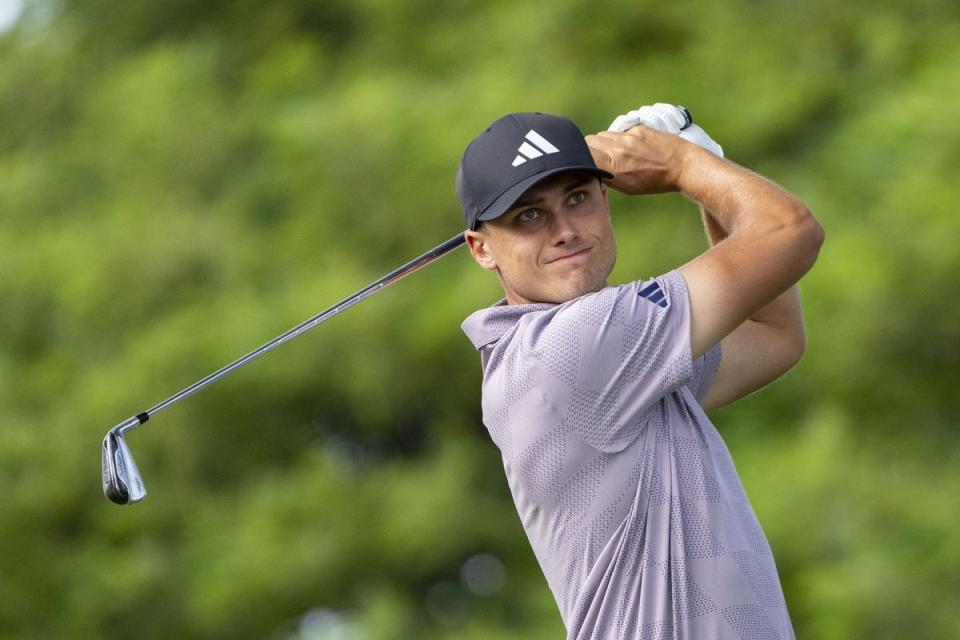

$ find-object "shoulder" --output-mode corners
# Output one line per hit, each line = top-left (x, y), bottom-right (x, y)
(545, 272), (690, 335)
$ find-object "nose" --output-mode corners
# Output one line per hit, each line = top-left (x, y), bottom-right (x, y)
(549, 210), (578, 245)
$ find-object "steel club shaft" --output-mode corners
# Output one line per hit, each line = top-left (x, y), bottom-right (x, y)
(102, 232), (466, 504)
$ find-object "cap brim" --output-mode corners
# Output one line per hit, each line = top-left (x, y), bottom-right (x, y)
(474, 166), (615, 227)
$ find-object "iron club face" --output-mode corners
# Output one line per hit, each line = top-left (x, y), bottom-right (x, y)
(102, 418), (147, 504)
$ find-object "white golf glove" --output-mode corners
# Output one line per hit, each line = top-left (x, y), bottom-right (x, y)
(608, 102), (724, 158)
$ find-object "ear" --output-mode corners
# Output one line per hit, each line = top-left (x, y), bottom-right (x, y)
(597, 179), (611, 212)
(465, 229), (498, 271)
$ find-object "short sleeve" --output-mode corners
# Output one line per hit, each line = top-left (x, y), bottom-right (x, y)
(525, 270), (695, 451)
(691, 342), (722, 403)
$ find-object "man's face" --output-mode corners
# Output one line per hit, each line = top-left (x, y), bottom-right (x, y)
(465, 171), (617, 305)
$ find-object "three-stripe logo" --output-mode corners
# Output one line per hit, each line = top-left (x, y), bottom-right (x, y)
(638, 281), (668, 308)
(512, 130), (560, 167)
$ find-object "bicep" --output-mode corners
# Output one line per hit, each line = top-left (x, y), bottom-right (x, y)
(679, 222), (813, 360)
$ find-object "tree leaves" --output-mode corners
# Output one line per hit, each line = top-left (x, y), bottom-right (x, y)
(1, 1), (958, 638)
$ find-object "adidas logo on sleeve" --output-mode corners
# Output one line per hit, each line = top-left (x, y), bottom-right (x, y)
(638, 280), (668, 308)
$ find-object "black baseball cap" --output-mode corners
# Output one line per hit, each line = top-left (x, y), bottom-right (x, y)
(456, 112), (613, 230)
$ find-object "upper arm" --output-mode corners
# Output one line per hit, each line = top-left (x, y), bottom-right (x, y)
(678, 211), (822, 361)
(680, 218), (817, 410)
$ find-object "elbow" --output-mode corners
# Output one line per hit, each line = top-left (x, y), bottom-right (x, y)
(801, 207), (826, 256)
(784, 326), (808, 370)
(771, 325), (808, 381)
(784, 203), (825, 273)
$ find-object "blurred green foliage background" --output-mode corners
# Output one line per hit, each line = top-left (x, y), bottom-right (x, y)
(2, 0), (959, 638)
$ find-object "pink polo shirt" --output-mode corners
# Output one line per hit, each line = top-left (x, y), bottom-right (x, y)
(462, 270), (795, 640)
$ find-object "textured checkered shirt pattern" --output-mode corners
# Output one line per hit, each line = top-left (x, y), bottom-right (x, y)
(462, 270), (795, 640)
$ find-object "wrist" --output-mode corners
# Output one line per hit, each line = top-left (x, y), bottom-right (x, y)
(674, 144), (719, 196)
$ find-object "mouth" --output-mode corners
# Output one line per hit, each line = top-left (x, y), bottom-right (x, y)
(547, 247), (591, 264)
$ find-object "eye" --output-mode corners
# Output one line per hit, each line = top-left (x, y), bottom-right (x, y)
(568, 191), (587, 205)
(515, 209), (542, 223)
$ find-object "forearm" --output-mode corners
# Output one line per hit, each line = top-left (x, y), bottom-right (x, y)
(681, 147), (816, 241)
(699, 204), (727, 247)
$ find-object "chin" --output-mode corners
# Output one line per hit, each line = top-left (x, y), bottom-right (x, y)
(554, 281), (606, 304)
(506, 271), (609, 305)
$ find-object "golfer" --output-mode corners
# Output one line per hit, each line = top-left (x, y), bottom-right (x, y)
(458, 105), (823, 639)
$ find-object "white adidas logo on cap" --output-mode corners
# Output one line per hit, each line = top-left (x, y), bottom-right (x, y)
(511, 129), (559, 167)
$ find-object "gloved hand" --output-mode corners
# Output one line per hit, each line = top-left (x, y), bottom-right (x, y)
(608, 102), (724, 158)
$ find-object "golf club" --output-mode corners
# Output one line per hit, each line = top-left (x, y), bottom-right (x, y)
(102, 232), (466, 505)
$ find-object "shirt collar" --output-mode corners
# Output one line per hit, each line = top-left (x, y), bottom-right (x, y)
(461, 299), (554, 350)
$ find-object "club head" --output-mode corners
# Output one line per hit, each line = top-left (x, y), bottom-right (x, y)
(102, 429), (147, 504)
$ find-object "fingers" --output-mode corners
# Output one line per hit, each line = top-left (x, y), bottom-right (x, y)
(591, 130), (627, 141)
(585, 128), (653, 171)
(585, 132), (617, 175)
(588, 126), (674, 156)
(586, 130), (643, 174)
(585, 126), (690, 195)
(586, 138), (615, 174)
(587, 128), (654, 154)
